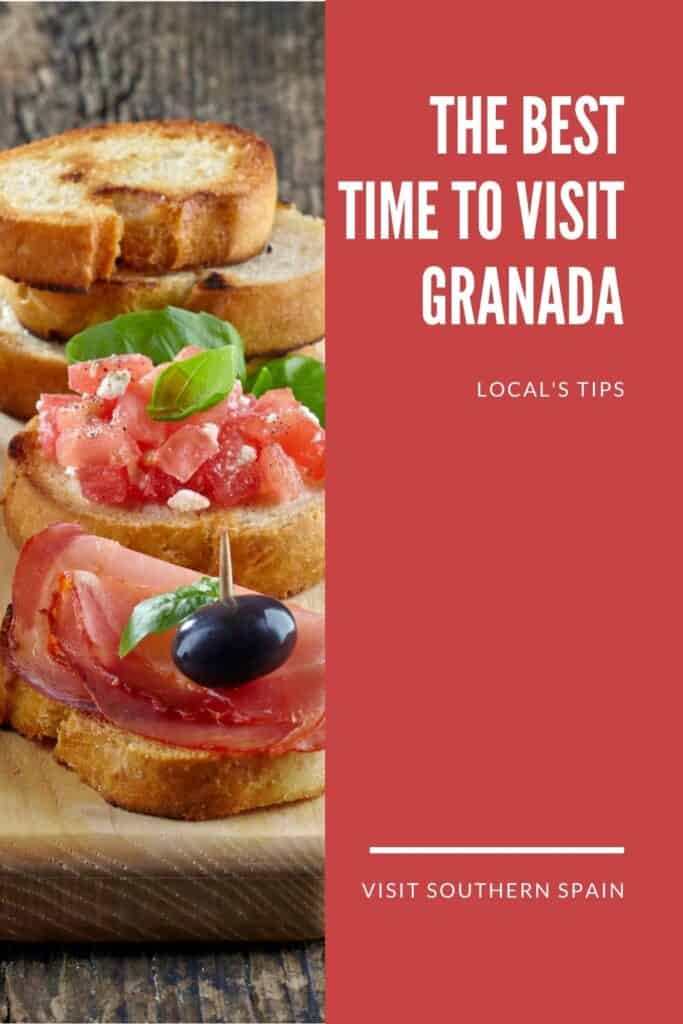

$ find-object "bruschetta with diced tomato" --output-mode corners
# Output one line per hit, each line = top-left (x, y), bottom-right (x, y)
(3, 344), (325, 598)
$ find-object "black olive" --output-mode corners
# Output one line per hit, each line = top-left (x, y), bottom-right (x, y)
(172, 596), (297, 689)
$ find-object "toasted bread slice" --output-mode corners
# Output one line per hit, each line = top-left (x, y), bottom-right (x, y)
(0, 658), (324, 820)
(0, 121), (277, 290)
(0, 204), (324, 350)
(0, 301), (69, 419)
(0, 295), (324, 420)
(0, 203), (325, 348)
(3, 421), (325, 598)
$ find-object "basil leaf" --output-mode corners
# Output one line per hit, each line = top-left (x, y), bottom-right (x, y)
(148, 346), (237, 421)
(247, 355), (325, 426)
(247, 365), (274, 396)
(119, 576), (220, 657)
(65, 307), (246, 380)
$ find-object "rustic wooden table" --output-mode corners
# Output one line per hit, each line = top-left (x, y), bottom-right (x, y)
(0, 2), (325, 1021)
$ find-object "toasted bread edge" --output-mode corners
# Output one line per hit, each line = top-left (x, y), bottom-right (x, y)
(0, 650), (324, 820)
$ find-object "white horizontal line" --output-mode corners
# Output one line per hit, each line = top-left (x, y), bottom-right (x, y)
(369, 846), (625, 855)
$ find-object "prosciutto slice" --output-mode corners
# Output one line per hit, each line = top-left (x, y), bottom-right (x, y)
(8, 524), (325, 754)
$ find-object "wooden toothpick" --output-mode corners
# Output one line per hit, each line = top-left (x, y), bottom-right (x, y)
(219, 530), (236, 605)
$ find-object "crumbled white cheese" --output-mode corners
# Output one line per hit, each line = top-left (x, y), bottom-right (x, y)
(200, 423), (219, 443)
(236, 444), (257, 466)
(96, 369), (131, 399)
(301, 406), (320, 425)
(265, 412), (278, 423)
(64, 466), (77, 478)
(167, 489), (210, 512)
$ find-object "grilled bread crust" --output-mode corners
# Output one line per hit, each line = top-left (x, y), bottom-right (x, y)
(0, 121), (277, 289)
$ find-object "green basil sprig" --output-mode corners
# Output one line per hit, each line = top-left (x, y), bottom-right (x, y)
(147, 345), (238, 421)
(247, 354), (325, 426)
(65, 307), (246, 380)
(119, 576), (220, 657)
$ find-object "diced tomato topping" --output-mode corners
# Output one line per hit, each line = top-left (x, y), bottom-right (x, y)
(55, 421), (140, 470)
(183, 397), (234, 428)
(112, 389), (167, 447)
(137, 466), (179, 504)
(39, 394), (118, 458)
(174, 345), (203, 361)
(182, 399), (227, 430)
(242, 389), (323, 478)
(241, 388), (295, 445)
(38, 395), (82, 458)
(154, 424), (220, 483)
(188, 430), (261, 508)
(258, 442), (303, 503)
(129, 362), (171, 405)
(78, 466), (130, 505)
(55, 397), (106, 433)
(68, 354), (154, 396)
(171, 381), (254, 433)
(41, 358), (324, 509)
(296, 433), (325, 480)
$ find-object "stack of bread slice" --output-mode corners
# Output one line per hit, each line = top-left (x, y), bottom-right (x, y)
(0, 121), (324, 418)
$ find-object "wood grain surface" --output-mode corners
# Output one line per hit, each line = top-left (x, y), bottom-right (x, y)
(0, 1), (325, 1019)
(0, 940), (325, 1022)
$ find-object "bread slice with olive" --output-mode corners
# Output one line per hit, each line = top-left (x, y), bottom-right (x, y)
(0, 617), (324, 821)
(3, 420), (324, 599)
(0, 121), (277, 290)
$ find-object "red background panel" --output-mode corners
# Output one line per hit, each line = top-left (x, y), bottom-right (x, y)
(326, 1), (681, 1020)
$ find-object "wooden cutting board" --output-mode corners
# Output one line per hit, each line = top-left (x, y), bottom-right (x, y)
(0, 412), (324, 942)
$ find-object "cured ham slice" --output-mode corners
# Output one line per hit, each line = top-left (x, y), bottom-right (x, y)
(291, 719), (325, 753)
(9, 523), (95, 708)
(8, 524), (325, 754)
